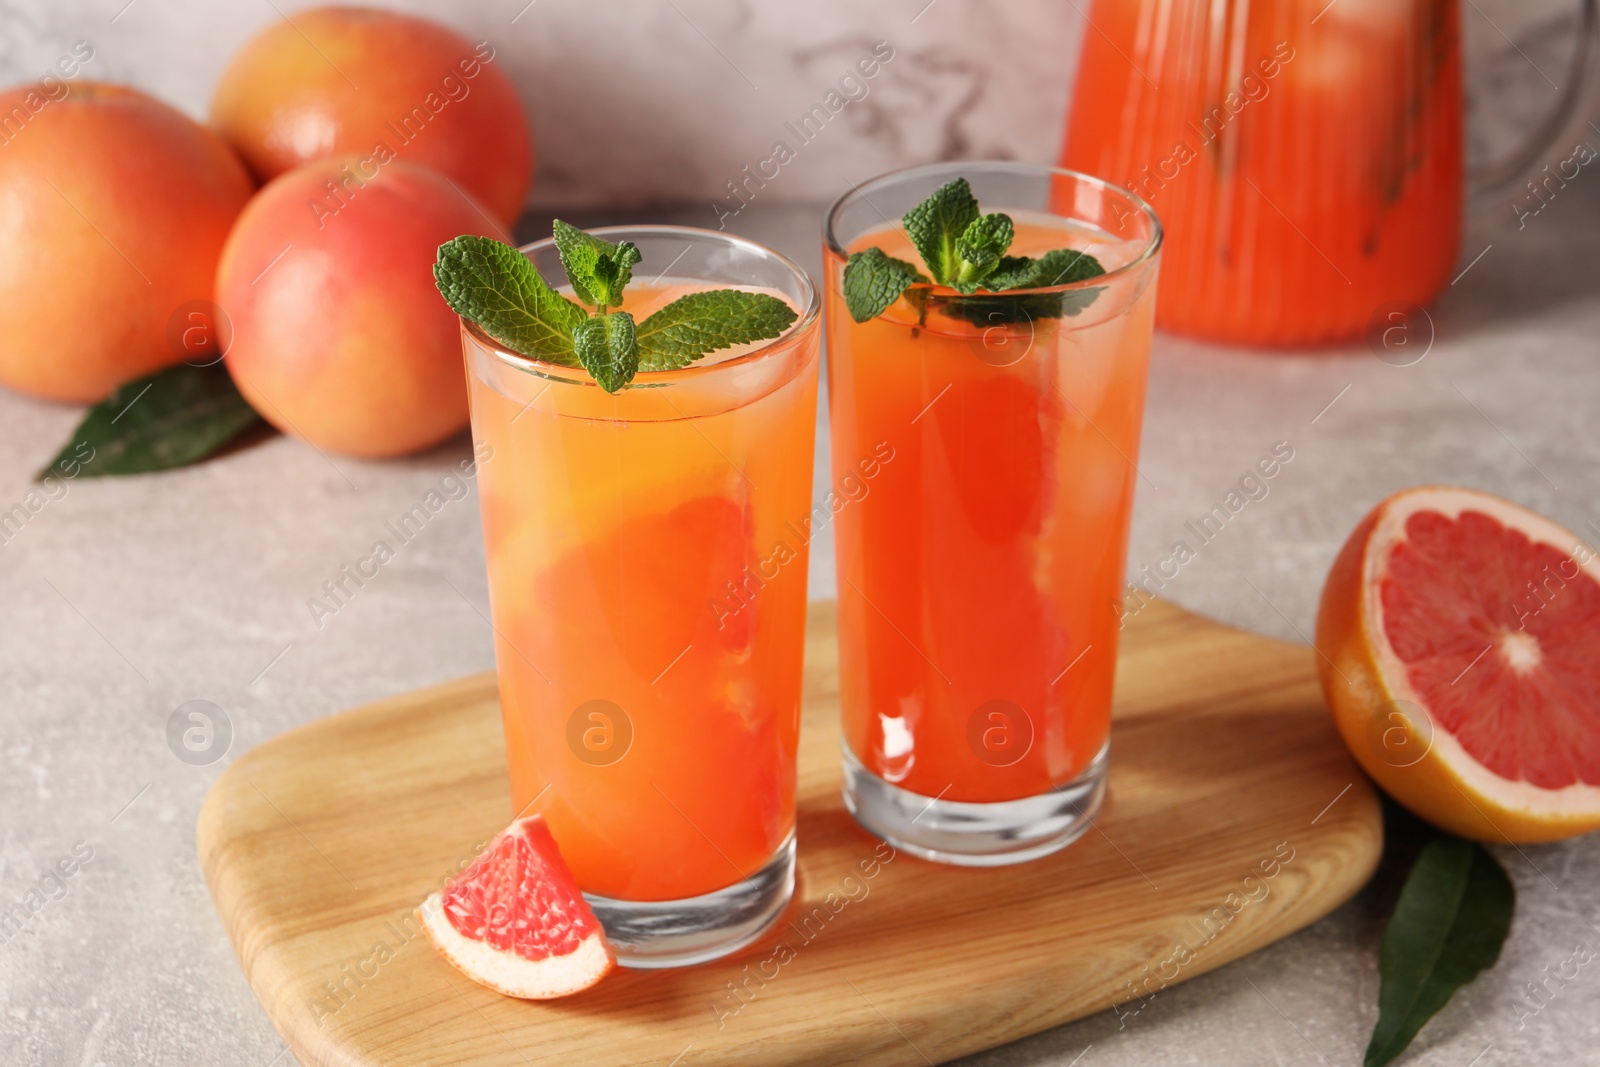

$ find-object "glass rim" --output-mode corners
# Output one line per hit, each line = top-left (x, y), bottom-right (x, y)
(822, 160), (1164, 298)
(461, 224), (822, 387)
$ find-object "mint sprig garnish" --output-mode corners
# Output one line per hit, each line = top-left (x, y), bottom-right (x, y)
(551, 220), (639, 310)
(951, 210), (1014, 293)
(840, 176), (1108, 323)
(986, 247), (1105, 290)
(434, 236), (587, 367)
(903, 176), (981, 283)
(572, 311), (638, 394)
(841, 248), (928, 322)
(434, 224), (798, 394)
(634, 290), (801, 372)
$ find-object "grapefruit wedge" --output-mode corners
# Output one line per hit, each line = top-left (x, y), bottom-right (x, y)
(418, 815), (614, 999)
(1317, 486), (1600, 843)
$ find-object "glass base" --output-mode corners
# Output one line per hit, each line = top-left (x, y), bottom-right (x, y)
(585, 835), (795, 969)
(841, 742), (1109, 867)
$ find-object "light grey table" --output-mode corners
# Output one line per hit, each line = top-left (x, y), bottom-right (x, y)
(2, 189), (1598, 1066)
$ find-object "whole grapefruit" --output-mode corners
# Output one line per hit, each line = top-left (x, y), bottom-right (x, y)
(216, 157), (506, 458)
(210, 6), (532, 225)
(1317, 486), (1600, 843)
(0, 82), (253, 402)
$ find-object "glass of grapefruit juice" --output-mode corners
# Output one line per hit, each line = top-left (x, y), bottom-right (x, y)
(462, 227), (820, 966)
(824, 162), (1161, 864)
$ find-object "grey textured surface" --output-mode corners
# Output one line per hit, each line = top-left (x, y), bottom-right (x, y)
(2, 184), (1599, 1066)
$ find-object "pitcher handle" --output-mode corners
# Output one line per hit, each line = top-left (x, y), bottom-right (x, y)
(1470, 0), (1600, 210)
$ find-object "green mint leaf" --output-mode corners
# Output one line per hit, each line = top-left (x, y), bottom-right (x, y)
(573, 311), (639, 394)
(936, 287), (1104, 326)
(986, 248), (1106, 291)
(890, 174), (1107, 311)
(434, 235), (587, 366)
(1029, 247), (1107, 287)
(952, 212), (1014, 293)
(1364, 836), (1514, 1067)
(37, 363), (264, 479)
(902, 177), (979, 284)
(942, 245), (1109, 324)
(636, 290), (798, 370)
(984, 256), (1043, 290)
(552, 220), (640, 310)
(841, 248), (929, 323)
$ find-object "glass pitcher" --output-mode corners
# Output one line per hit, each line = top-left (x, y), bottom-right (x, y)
(1061, 0), (1598, 345)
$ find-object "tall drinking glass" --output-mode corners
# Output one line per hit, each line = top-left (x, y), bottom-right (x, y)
(462, 227), (820, 966)
(824, 162), (1161, 865)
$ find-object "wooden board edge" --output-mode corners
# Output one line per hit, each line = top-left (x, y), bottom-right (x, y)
(820, 782), (1384, 1067)
(196, 674), (504, 1067)
(1055, 778), (1384, 1032)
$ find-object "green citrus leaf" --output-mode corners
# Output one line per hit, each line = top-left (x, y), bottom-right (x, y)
(1365, 836), (1514, 1067)
(36, 362), (264, 480)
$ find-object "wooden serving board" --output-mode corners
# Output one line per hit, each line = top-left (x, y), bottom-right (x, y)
(199, 599), (1381, 1067)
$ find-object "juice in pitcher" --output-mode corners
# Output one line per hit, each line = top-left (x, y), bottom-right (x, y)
(1062, 0), (1461, 345)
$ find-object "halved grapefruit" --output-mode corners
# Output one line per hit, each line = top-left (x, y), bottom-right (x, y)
(1317, 485), (1600, 843)
(418, 815), (614, 998)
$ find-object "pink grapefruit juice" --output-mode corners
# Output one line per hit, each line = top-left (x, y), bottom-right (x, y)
(826, 214), (1157, 803)
(465, 280), (819, 902)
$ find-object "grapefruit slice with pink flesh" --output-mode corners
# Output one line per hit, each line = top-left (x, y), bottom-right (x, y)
(418, 815), (614, 999)
(1317, 485), (1600, 843)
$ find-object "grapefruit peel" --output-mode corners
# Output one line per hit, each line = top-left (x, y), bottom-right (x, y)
(1317, 486), (1600, 844)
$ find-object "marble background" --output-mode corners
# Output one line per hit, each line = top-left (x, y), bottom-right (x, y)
(0, 0), (1590, 219)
